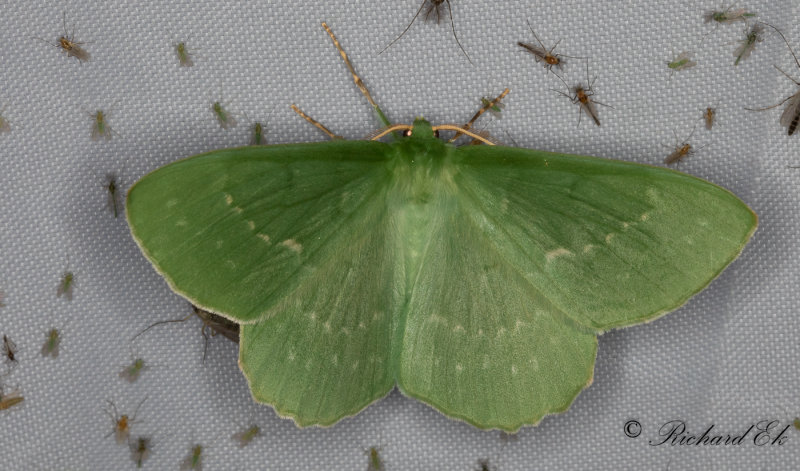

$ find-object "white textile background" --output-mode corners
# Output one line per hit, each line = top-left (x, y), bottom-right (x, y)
(0, 1), (799, 469)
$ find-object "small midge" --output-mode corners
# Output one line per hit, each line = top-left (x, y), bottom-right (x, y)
(511, 365), (518, 375)
(605, 233), (615, 244)
(455, 363), (463, 372)
(256, 233), (270, 243)
(280, 239), (302, 254)
(224, 193), (233, 205)
(216, 240), (223, 248)
(166, 198), (178, 208)
(233, 206), (243, 214)
(495, 327), (507, 339)
(288, 351), (295, 361)
(640, 213), (649, 221)
(583, 244), (596, 253)
(453, 324), (465, 333)
(308, 312), (317, 321)
(340, 327), (351, 336)
(530, 358), (539, 370)
(622, 222), (630, 229)
(514, 319), (524, 331)
(331, 354), (338, 365)
(247, 220), (255, 230)
(358, 322), (366, 329)
(324, 321), (331, 332)
(351, 361), (359, 370)
(225, 260), (236, 269)
(176, 218), (187, 227)
(305, 359), (312, 370)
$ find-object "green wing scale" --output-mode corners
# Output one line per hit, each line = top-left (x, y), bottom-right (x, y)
(127, 119), (756, 431)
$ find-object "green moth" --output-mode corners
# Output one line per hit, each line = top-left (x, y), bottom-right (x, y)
(126, 22), (757, 432)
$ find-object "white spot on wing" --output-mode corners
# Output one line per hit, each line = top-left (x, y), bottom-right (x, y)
(546, 248), (572, 262)
(514, 319), (525, 332)
(280, 239), (302, 254)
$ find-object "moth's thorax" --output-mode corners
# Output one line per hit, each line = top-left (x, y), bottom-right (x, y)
(387, 123), (457, 205)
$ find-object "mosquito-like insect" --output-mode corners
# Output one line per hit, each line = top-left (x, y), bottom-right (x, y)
(105, 397), (147, 445)
(380, 0), (472, 64)
(664, 126), (703, 165)
(745, 24), (800, 136)
(554, 66), (609, 126)
(37, 13), (90, 63)
(518, 20), (568, 74)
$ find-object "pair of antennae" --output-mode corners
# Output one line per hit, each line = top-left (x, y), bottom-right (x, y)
(379, 0), (473, 65)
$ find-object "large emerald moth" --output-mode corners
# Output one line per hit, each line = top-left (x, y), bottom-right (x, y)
(126, 23), (756, 432)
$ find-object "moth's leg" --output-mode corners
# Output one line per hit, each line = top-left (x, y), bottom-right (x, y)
(290, 104), (342, 140)
(322, 22), (392, 128)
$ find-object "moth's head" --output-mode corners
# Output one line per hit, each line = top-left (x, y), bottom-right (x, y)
(401, 118), (440, 141)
